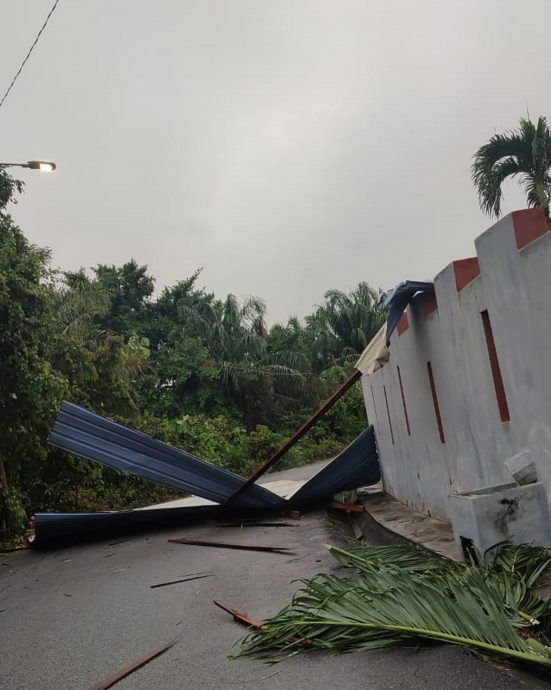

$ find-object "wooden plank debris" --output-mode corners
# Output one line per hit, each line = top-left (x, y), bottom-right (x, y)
(85, 639), (177, 690)
(168, 538), (294, 555)
(150, 573), (212, 589)
(328, 500), (365, 513)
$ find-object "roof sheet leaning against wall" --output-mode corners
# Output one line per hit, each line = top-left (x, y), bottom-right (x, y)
(286, 426), (379, 509)
(49, 401), (283, 511)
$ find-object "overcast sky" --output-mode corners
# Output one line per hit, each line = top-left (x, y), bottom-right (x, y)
(1, 1), (550, 323)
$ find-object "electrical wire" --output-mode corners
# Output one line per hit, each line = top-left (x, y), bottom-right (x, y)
(0, 0), (61, 112)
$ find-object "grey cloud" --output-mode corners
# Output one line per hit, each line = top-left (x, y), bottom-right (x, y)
(1, 0), (547, 323)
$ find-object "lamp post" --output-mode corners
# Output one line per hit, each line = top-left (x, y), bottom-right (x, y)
(0, 160), (56, 171)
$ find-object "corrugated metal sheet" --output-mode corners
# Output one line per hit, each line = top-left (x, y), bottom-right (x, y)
(378, 280), (435, 345)
(37, 402), (380, 546)
(33, 505), (218, 546)
(287, 426), (379, 508)
(49, 401), (283, 510)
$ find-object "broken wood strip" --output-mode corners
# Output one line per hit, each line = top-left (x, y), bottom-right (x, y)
(328, 500), (365, 513)
(281, 510), (301, 520)
(213, 600), (263, 628)
(216, 522), (299, 528)
(85, 639), (177, 690)
(168, 538), (294, 554)
(150, 573), (212, 589)
(213, 601), (313, 646)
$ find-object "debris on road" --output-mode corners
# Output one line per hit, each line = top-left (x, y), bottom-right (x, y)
(236, 542), (551, 669)
(85, 638), (177, 690)
(150, 573), (213, 589)
(213, 600), (262, 628)
(168, 538), (294, 555)
(328, 500), (365, 513)
(216, 521), (299, 528)
(214, 600), (313, 648)
(36, 401), (379, 546)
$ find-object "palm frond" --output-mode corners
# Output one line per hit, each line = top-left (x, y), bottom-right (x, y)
(327, 543), (452, 574)
(236, 543), (551, 667)
(472, 116), (551, 218)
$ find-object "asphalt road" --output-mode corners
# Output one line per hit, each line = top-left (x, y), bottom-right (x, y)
(0, 510), (547, 689)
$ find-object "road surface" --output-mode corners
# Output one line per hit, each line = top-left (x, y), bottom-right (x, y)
(0, 505), (546, 689)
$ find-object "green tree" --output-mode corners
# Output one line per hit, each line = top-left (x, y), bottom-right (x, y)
(132, 271), (222, 418)
(0, 169), (66, 537)
(53, 269), (109, 345)
(191, 294), (307, 430)
(472, 116), (551, 222)
(93, 260), (155, 334)
(307, 282), (385, 369)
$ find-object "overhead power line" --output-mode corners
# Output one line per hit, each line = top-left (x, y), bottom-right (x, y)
(0, 0), (61, 112)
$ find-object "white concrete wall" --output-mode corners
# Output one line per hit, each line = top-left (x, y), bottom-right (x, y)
(362, 209), (551, 522)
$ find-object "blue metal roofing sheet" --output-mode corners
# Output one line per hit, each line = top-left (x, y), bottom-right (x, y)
(49, 401), (283, 511)
(38, 401), (380, 546)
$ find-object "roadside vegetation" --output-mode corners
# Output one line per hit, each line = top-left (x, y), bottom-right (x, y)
(0, 167), (385, 541)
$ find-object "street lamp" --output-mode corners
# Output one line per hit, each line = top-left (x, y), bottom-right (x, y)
(0, 160), (56, 171)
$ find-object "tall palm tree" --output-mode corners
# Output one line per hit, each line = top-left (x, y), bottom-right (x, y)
(308, 282), (385, 367)
(472, 116), (551, 222)
(53, 270), (109, 345)
(188, 294), (308, 429)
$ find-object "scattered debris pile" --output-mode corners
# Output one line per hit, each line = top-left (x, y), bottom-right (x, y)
(34, 401), (380, 546)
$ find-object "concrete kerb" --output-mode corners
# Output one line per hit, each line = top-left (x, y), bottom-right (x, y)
(335, 485), (464, 562)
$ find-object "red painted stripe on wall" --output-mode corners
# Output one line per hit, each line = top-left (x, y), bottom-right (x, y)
(427, 362), (445, 443)
(383, 385), (395, 445)
(481, 310), (510, 422)
(396, 366), (411, 436)
(453, 258), (480, 292)
(419, 291), (438, 318)
(397, 313), (409, 335)
(512, 208), (548, 249)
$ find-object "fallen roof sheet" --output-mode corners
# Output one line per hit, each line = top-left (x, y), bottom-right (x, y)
(36, 402), (379, 546)
(33, 504), (219, 546)
(286, 426), (379, 508)
(49, 401), (282, 511)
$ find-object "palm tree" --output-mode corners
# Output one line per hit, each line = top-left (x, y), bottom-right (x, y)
(188, 294), (308, 430)
(308, 282), (385, 368)
(53, 270), (110, 346)
(472, 116), (551, 223)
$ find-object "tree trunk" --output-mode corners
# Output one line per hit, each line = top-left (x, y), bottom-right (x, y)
(243, 401), (256, 433)
(0, 455), (8, 536)
(0, 455), (7, 492)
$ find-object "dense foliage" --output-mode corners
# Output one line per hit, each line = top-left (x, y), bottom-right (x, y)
(0, 168), (385, 540)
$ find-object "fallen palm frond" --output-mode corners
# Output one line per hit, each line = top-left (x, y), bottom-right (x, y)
(327, 542), (451, 574)
(483, 542), (551, 586)
(235, 543), (551, 668)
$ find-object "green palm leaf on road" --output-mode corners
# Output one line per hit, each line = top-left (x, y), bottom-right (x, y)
(237, 543), (551, 668)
